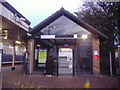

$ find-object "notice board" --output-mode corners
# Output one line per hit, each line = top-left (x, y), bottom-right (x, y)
(38, 49), (47, 63)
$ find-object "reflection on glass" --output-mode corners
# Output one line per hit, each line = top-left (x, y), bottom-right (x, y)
(80, 56), (90, 72)
(78, 42), (92, 74)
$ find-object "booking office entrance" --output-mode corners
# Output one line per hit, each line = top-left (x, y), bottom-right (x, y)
(58, 46), (73, 76)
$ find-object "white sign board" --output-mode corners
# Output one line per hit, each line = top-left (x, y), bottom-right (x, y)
(74, 34), (77, 38)
(94, 51), (99, 55)
(41, 35), (55, 39)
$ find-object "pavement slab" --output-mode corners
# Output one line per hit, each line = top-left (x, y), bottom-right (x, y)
(2, 65), (119, 89)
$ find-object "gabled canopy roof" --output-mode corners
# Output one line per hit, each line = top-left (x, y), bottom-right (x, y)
(30, 8), (108, 39)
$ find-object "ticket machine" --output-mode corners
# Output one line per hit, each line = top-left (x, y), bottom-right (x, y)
(58, 47), (73, 76)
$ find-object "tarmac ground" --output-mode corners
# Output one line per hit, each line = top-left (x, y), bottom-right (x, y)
(2, 65), (119, 89)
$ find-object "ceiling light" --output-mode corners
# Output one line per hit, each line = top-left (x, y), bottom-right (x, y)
(15, 41), (21, 44)
(37, 44), (40, 47)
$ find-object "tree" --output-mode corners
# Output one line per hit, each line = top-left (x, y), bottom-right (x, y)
(75, 2), (120, 45)
(75, 2), (120, 75)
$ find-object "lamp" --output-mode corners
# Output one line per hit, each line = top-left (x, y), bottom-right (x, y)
(82, 34), (88, 39)
(15, 40), (21, 44)
(0, 27), (2, 30)
(37, 44), (40, 47)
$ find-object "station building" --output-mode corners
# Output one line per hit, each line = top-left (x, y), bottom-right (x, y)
(0, 1), (31, 69)
(28, 8), (109, 76)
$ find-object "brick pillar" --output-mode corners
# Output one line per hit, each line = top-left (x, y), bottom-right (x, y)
(92, 39), (100, 75)
(27, 39), (34, 74)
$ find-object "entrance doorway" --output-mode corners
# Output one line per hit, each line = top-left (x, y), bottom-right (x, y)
(58, 47), (73, 76)
(76, 40), (93, 75)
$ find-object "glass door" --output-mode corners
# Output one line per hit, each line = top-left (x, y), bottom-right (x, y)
(77, 40), (93, 74)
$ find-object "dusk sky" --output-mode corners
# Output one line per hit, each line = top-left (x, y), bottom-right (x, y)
(6, 0), (84, 28)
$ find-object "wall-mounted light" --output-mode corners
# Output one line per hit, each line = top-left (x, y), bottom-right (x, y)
(15, 40), (21, 44)
(82, 34), (88, 39)
(3, 30), (8, 39)
(37, 44), (40, 47)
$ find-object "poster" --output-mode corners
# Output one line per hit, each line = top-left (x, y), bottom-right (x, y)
(38, 49), (47, 63)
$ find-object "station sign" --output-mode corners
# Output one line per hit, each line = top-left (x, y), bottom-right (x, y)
(41, 35), (55, 39)
(39, 34), (78, 39)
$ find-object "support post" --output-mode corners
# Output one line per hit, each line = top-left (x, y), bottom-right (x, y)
(0, 49), (2, 90)
(11, 41), (15, 70)
(109, 52), (113, 76)
(109, 29), (116, 75)
(27, 39), (34, 74)
(0, 2), (2, 89)
(118, 45), (120, 75)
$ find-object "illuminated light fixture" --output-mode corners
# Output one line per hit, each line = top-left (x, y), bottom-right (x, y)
(82, 34), (88, 39)
(4, 36), (8, 39)
(15, 40), (21, 44)
(3, 30), (8, 39)
(37, 44), (40, 47)
(21, 41), (26, 44)
(0, 27), (2, 30)
(23, 48), (26, 52)
(64, 44), (69, 46)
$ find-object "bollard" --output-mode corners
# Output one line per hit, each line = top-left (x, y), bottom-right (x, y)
(84, 78), (90, 88)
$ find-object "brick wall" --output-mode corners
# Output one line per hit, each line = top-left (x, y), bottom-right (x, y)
(92, 39), (100, 75)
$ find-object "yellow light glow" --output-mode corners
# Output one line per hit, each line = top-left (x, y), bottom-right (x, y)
(82, 34), (88, 39)
(37, 44), (40, 47)
(15, 41), (21, 44)
(4, 36), (8, 39)
(3, 30), (8, 39)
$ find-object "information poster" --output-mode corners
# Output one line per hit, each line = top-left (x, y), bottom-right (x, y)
(38, 49), (47, 63)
